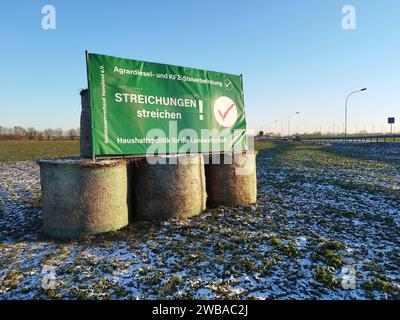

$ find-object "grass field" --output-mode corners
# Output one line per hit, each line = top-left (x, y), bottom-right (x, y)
(0, 140), (399, 299)
(0, 140), (271, 162)
(0, 141), (79, 162)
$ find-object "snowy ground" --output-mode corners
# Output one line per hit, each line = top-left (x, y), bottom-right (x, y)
(0, 142), (399, 300)
(330, 142), (400, 164)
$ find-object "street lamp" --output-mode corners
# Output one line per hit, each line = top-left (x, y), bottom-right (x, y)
(345, 88), (367, 141)
(288, 112), (300, 139)
(267, 120), (278, 135)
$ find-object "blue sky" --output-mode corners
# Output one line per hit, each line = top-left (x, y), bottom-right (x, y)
(0, 0), (399, 134)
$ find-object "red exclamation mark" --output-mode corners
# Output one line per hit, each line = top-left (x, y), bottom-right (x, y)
(199, 100), (203, 120)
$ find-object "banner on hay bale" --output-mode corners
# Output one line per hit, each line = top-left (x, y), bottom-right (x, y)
(86, 52), (247, 156)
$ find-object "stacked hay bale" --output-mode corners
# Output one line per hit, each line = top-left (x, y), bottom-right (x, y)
(37, 89), (257, 239)
(204, 152), (257, 207)
(130, 154), (207, 220)
(125, 157), (142, 222)
(80, 89), (92, 159)
(38, 158), (129, 239)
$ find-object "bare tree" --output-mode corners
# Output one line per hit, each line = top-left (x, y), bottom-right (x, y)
(26, 127), (37, 140)
(0, 126), (81, 141)
(13, 126), (26, 140)
(66, 128), (77, 140)
(54, 128), (64, 139)
(43, 128), (54, 141)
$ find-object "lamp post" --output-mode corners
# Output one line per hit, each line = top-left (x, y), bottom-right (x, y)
(345, 88), (367, 141)
(267, 120), (278, 135)
(288, 112), (300, 139)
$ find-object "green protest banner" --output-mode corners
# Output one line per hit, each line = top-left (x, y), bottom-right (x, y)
(86, 52), (247, 156)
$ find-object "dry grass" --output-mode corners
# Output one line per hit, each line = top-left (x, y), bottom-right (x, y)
(0, 141), (79, 162)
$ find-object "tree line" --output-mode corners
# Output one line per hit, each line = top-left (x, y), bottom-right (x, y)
(0, 126), (80, 141)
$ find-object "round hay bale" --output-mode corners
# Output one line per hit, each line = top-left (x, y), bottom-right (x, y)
(131, 154), (206, 220)
(205, 152), (257, 207)
(125, 157), (145, 222)
(80, 89), (93, 159)
(38, 158), (129, 239)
